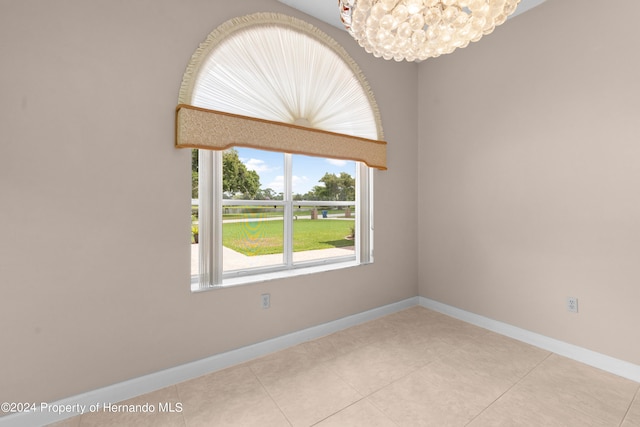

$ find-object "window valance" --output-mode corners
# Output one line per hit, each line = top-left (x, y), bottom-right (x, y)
(175, 13), (388, 170)
(176, 104), (387, 170)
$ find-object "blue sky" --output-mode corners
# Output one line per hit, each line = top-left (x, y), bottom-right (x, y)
(236, 147), (355, 196)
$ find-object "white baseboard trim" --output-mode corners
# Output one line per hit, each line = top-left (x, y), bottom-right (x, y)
(1, 297), (419, 427)
(419, 297), (640, 384)
(7, 295), (637, 426)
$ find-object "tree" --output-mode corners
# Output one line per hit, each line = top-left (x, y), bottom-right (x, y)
(192, 149), (198, 198)
(256, 188), (285, 201)
(222, 149), (260, 199)
(192, 170), (199, 199)
(337, 172), (355, 201)
(311, 172), (355, 201)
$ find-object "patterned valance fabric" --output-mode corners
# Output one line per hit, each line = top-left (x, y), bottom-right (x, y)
(176, 104), (387, 170)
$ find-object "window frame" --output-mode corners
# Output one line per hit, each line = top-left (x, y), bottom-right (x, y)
(192, 149), (373, 291)
(179, 14), (385, 292)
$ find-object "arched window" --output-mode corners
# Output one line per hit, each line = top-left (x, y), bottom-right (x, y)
(177, 13), (386, 290)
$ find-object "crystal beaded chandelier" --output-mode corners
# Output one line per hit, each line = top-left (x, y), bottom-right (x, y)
(339, 0), (521, 61)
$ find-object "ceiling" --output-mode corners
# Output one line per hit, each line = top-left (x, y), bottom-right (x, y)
(277, 0), (547, 31)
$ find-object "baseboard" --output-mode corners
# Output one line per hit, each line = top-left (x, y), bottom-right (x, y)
(419, 297), (640, 383)
(7, 295), (637, 427)
(0, 297), (419, 427)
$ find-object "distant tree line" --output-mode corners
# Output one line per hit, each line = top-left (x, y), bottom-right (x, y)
(192, 149), (354, 201)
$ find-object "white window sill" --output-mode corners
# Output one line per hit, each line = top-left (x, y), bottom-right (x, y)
(191, 259), (369, 292)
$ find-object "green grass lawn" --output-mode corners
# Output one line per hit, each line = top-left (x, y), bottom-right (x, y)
(223, 219), (354, 256)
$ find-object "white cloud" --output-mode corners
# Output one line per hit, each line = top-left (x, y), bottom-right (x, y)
(267, 175), (311, 194)
(292, 175), (310, 194)
(244, 158), (275, 173)
(267, 176), (284, 193)
(326, 158), (348, 167)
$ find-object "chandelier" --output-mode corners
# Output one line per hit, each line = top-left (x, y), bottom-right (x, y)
(339, 0), (521, 61)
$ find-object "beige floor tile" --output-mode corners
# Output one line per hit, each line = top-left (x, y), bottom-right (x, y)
(250, 347), (362, 426)
(78, 386), (185, 427)
(176, 365), (289, 427)
(325, 333), (444, 395)
(343, 316), (403, 345)
(468, 395), (608, 427)
(302, 328), (371, 360)
(381, 306), (439, 330)
(314, 399), (397, 427)
(441, 333), (551, 384)
(382, 307), (444, 335)
(299, 330), (366, 363)
(249, 344), (323, 384)
(300, 335), (341, 362)
(621, 389), (640, 427)
(469, 354), (638, 427)
(387, 309), (493, 350)
(262, 364), (362, 427)
(343, 307), (481, 350)
(461, 329), (551, 361)
(528, 355), (638, 424)
(39, 308), (640, 427)
(426, 317), (493, 346)
(369, 357), (515, 426)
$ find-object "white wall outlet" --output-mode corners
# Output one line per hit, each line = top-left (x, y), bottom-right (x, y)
(261, 293), (271, 309)
(567, 297), (578, 313)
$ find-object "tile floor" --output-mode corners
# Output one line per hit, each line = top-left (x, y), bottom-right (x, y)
(49, 307), (640, 426)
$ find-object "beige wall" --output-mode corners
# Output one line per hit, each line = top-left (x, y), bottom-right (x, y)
(0, 0), (418, 403)
(5, 0), (638, 407)
(418, 0), (640, 365)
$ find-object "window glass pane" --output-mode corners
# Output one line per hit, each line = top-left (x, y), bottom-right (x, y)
(291, 206), (356, 263)
(191, 230), (199, 276)
(291, 154), (356, 263)
(292, 154), (356, 202)
(191, 149), (199, 277)
(224, 147), (283, 201)
(223, 205), (284, 271)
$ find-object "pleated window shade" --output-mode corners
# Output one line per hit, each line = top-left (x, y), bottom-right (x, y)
(176, 13), (386, 170)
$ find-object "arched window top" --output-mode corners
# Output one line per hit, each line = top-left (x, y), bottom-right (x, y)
(179, 12), (383, 140)
(176, 13), (386, 169)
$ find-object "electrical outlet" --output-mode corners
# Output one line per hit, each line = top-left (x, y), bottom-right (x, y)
(567, 297), (578, 313)
(261, 293), (270, 309)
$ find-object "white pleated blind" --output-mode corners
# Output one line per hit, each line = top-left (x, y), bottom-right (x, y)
(176, 13), (386, 169)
